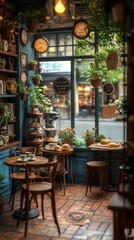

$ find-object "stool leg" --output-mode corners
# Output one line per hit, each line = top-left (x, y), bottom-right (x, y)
(100, 167), (103, 193)
(85, 165), (89, 196)
(106, 167), (109, 192)
(89, 167), (92, 192)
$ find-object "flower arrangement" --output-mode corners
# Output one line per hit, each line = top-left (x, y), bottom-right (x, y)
(59, 128), (76, 143)
(83, 128), (96, 141)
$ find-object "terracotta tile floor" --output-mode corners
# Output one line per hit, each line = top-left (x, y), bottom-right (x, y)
(0, 183), (114, 240)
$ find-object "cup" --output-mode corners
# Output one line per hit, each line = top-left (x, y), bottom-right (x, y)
(20, 154), (27, 161)
(26, 152), (32, 157)
(49, 143), (57, 150)
(29, 153), (35, 160)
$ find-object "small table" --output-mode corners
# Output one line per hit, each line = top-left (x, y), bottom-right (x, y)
(88, 143), (125, 191)
(42, 148), (74, 195)
(4, 156), (48, 219)
(108, 192), (134, 240)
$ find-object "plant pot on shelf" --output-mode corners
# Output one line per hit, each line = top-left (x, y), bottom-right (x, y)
(106, 52), (120, 70)
(85, 138), (95, 147)
(29, 63), (37, 71)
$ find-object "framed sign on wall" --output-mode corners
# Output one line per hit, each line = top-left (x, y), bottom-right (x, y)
(20, 52), (28, 67)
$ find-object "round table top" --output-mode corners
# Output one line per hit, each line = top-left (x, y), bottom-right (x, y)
(4, 156), (48, 167)
(42, 148), (74, 156)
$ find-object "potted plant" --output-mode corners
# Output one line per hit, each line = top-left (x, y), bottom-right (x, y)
(0, 16), (18, 40)
(0, 174), (5, 214)
(6, 79), (18, 94)
(19, 7), (46, 33)
(28, 86), (52, 113)
(0, 58), (6, 69)
(32, 74), (43, 86)
(9, 133), (16, 142)
(19, 84), (29, 101)
(111, 1), (124, 24)
(29, 60), (38, 71)
(82, 128), (96, 147)
(114, 97), (127, 120)
(0, 104), (14, 127)
(59, 128), (76, 146)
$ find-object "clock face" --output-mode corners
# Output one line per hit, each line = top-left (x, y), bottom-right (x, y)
(33, 37), (49, 53)
(20, 28), (29, 46)
(73, 20), (90, 39)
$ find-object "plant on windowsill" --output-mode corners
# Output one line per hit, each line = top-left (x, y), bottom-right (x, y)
(59, 128), (76, 146)
(83, 128), (107, 147)
(0, 174), (5, 214)
(31, 74), (43, 86)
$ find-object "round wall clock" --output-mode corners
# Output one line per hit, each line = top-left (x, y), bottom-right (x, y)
(33, 37), (49, 53)
(20, 28), (29, 46)
(73, 20), (90, 39)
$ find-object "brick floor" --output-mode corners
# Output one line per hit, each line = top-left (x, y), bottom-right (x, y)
(0, 184), (114, 240)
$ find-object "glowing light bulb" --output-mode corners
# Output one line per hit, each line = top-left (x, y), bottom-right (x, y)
(54, 0), (65, 14)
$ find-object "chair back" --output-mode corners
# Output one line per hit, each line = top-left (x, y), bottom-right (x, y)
(10, 147), (37, 157)
(25, 160), (57, 189)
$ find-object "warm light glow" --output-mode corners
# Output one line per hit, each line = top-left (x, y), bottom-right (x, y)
(0, 16), (3, 21)
(54, 0), (65, 14)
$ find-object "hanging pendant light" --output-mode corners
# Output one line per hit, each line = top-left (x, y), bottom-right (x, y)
(54, 0), (65, 14)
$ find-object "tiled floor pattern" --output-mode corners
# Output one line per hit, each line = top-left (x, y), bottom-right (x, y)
(0, 184), (114, 240)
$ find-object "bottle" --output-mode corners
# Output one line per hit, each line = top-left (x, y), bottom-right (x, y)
(0, 80), (3, 94)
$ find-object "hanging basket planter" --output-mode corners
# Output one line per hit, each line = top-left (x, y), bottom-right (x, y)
(112, 3), (124, 24)
(90, 78), (102, 88)
(106, 52), (120, 70)
(29, 62), (38, 71)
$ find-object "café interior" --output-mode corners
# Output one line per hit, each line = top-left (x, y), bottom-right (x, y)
(0, 0), (134, 239)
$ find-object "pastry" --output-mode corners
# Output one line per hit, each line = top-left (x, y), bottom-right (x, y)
(55, 145), (62, 151)
(107, 142), (120, 148)
(100, 138), (111, 145)
(45, 137), (58, 142)
(61, 143), (71, 151)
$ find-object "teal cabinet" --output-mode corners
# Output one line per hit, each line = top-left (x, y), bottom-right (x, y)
(0, 143), (20, 199)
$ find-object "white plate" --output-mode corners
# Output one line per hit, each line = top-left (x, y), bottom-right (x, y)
(17, 158), (29, 162)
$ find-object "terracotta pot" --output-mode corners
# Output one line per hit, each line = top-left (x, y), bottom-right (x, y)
(62, 140), (73, 147)
(29, 64), (37, 71)
(20, 93), (27, 101)
(112, 3), (124, 24)
(32, 78), (40, 86)
(85, 138), (95, 147)
(90, 79), (102, 88)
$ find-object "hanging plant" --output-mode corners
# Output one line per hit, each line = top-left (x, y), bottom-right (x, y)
(32, 74), (43, 86)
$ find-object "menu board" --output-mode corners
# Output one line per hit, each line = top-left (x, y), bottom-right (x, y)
(102, 82), (115, 95)
(53, 77), (71, 95)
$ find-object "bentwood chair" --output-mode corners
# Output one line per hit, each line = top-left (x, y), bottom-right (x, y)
(9, 147), (37, 211)
(17, 160), (60, 237)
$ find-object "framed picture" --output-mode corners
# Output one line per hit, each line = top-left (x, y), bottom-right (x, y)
(20, 52), (28, 67)
(20, 71), (28, 84)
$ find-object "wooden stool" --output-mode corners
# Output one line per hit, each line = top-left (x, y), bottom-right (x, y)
(85, 161), (109, 195)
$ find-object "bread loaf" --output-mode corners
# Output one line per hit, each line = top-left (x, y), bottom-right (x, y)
(61, 143), (71, 151)
(100, 138), (111, 145)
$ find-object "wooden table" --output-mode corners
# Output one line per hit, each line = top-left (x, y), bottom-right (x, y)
(42, 148), (74, 195)
(4, 156), (48, 219)
(88, 143), (125, 191)
(108, 192), (134, 240)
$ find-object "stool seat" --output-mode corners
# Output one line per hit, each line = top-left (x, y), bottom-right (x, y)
(85, 161), (109, 195)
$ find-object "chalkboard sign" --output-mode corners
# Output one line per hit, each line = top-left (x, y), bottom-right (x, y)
(103, 82), (115, 95)
(53, 77), (71, 95)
